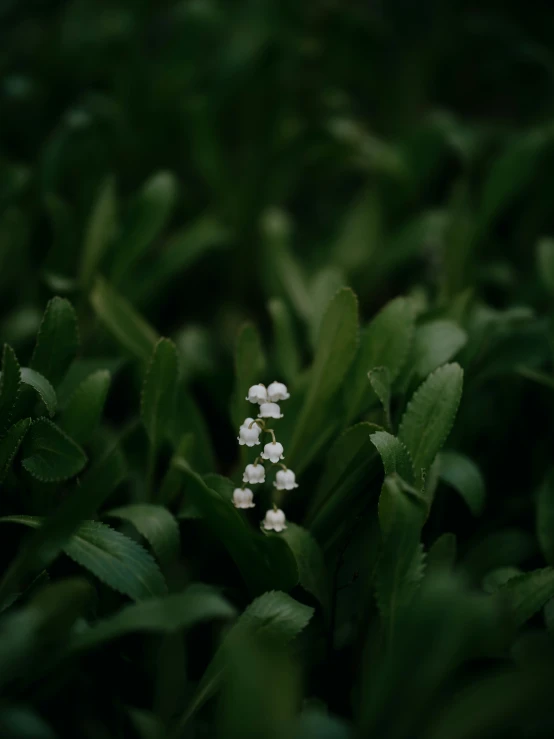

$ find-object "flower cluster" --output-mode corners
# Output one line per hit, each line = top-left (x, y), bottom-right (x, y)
(233, 382), (297, 531)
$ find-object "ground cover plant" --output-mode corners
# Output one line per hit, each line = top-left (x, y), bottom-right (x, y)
(4, 1), (554, 737)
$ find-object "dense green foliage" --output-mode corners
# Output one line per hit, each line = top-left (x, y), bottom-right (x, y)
(3, 1), (554, 737)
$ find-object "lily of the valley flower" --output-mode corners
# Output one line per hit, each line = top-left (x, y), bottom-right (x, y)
(274, 468), (299, 490)
(243, 463), (265, 484)
(258, 402), (283, 419)
(233, 487), (255, 509)
(261, 441), (284, 463)
(263, 507), (287, 532)
(238, 418), (261, 447)
(267, 381), (290, 402)
(246, 384), (267, 404)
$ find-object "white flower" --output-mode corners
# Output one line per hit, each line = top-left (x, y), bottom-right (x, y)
(246, 384), (267, 404)
(267, 381), (290, 402)
(274, 468), (298, 490)
(261, 441), (284, 463)
(258, 402), (283, 419)
(243, 463), (265, 484)
(238, 418), (261, 447)
(233, 487), (255, 509)
(263, 507), (287, 532)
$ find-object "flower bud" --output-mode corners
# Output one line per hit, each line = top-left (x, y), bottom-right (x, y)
(243, 463), (265, 484)
(246, 384), (267, 404)
(261, 441), (284, 463)
(238, 418), (261, 447)
(262, 507), (287, 532)
(233, 488), (255, 509)
(258, 402), (283, 419)
(267, 381), (290, 402)
(274, 468), (298, 490)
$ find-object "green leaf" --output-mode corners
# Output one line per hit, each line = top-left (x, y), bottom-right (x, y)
(537, 237), (554, 297)
(370, 430), (415, 484)
(178, 591), (313, 729)
(344, 296), (414, 423)
(80, 176), (117, 290)
(374, 475), (427, 640)
(493, 567), (554, 628)
(0, 418), (31, 482)
(281, 523), (330, 612)
(20, 368), (57, 417)
(427, 533), (457, 574)
(106, 504), (180, 566)
(64, 520), (167, 600)
(167, 384), (215, 472)
(289, 288), (358, 464)
(2, 517), (167, 601)
(90, 276), (158, 361)
(129, 213), (228, 304)
(0, 344), (21, 430)
(110, 171), (178, 284)
(292, 710), (351, 739)
(141, 338), (179, 448)
(30, 297), (79, 387)
(268, 298), (301, 384)
(368, 366), (392, 427)
(71, 584), (235, 652)
(172, 460), (297, 594)
(21, 419), (87, 482)
(480, 130), (548, 230)
(308, 267), (346, 348)
(231, 323), (266, 429)
(58, 370), (111, 444)
(537, 472), (554, 565)
(398, 363), (464, 485)
(439, 451), (486, 516)
(410, 320), (467, 381)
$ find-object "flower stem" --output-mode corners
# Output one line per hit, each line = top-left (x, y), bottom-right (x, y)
(265, 428), (276, 444)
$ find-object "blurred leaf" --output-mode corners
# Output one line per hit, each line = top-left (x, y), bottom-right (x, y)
(131, 214), (228, 304)
(332, 187), (380, 274)
(438, 451), (485, 516)
(0, 418), (31, 482)
(398, 364), (464, 486)
(142, 338), (179, 450)
(30, 297), (79, 387)
(462, 529), (536, 583)
(90, 276), (158, 361)
(21, 418), (87, 482)
(308, 267), (346, 348)
(268, 298), (301, 384)
(58, 370), (111, 444)
(179, 591), (313, 729)
(71, 584), (235, 652)
(289, 288), (358, 465)
(0, 344), (21, 430)
(110, 171), (178, 284)
(231, 323), (266, 429)
(480, 130), (549, 230)
(537, 472), (554, 565)
(281, 523), (330, 613)
(375, 475), (427, 641)
(80, 176), (116, 290)
(427, 533), (457, 574)
(20, 368), (57, 417)
(292, 709), (351, 739)
(482, 566), (521, 593)
(494, 567), (554, 627)
(167, 384), (215, 472)
(0, 706), (56, 739)
(410, 320), (467, 381)
(106, 504), (180, 566)
(344, 297), (414, 424)
(537, 237), (554, 296)
(261, 209), (312, 323)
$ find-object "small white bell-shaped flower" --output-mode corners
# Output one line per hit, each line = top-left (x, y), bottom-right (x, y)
(274, 468), (299, 490)
(258, 402), (283, 419)
(263, 507), (287, 532)
(261, 441), (284, 463)
(267, 381), (290, 402)
(243, 463), (265, 484)
(238, 418), (261, 447)
(233, 487), (255, 509)
(246, 384), (267, 404)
